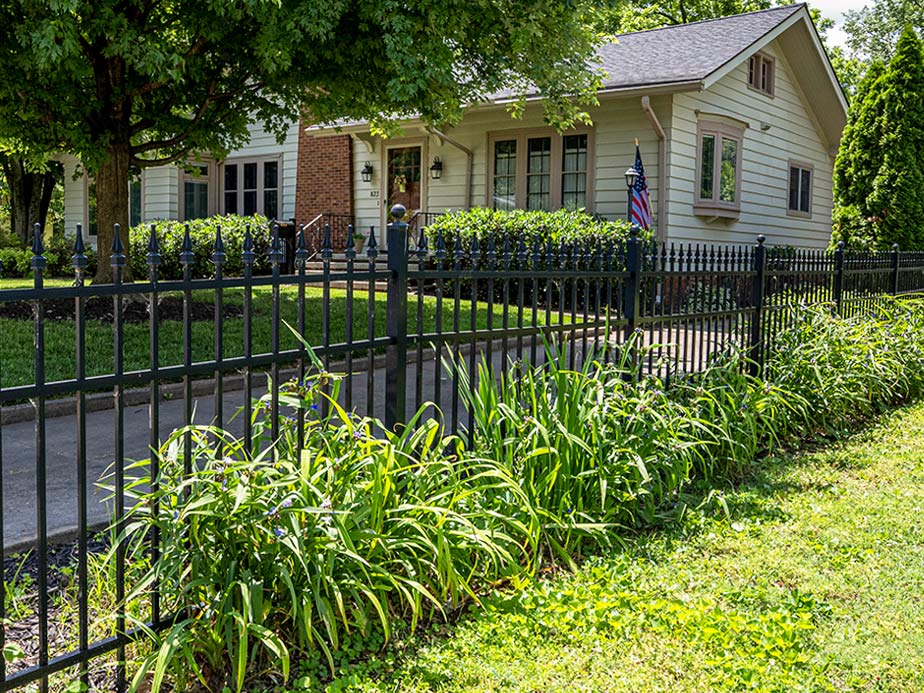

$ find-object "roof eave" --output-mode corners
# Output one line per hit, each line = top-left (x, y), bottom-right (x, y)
(307, 80), (703, 135)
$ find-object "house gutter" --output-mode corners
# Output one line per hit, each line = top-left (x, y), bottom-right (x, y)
(641, 95), (668, 242)
(428, 127), (474, 209)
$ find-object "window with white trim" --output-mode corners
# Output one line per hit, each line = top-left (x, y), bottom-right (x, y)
(788, 163), (813, 216)
(695, 121), (743, 219)
(222, 158), (280, 219)
(182, 164), (212, 221)
(489, 130), (592, 212)
(748, 53), (774, 96)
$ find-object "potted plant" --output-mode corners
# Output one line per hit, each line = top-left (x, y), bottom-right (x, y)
(352, 230), (367, 254)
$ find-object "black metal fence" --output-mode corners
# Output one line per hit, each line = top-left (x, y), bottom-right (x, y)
(0, 207), (923, 690)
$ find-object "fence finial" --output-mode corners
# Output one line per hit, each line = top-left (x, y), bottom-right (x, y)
(72, 225), (88, 275)
(366, 225), (378, 260)
(321, 222), (332, 260)
(147, 224), (161, 268)
(269, 221), (284, 266)
(296, 224), (309, 267)
(242, 225), (255, 267)
(30, 223), (46, 272)
(110, 224), (126, 268)
(415, 224), (428, 259)
(434, 228), (446, 262)
(212, 225), (226, 267)
(179, 224), (195, 268)
(470, 234), (480, 269)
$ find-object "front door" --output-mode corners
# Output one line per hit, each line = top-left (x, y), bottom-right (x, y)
(386, 146), (422, 217)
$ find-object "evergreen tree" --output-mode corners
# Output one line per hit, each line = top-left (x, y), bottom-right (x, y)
(833, 28), (924, 250)
(868, 26), (924, 250)
(832, 62), (887, 248)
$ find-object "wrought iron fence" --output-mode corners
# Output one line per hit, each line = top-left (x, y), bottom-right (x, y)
(0, 206), (923, 690)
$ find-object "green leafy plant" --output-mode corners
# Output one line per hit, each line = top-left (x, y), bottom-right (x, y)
(424, 208), (641, 254)
(127, 215), (273, 279)
(117, 365), (535, 692)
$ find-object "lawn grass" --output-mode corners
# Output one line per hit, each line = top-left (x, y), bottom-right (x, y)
(0, 280), (552, 388)
(328, 403), (924, 692)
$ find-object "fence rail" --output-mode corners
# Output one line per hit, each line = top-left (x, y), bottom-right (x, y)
(1, 209), (924, 690)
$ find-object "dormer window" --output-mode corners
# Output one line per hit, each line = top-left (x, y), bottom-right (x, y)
(748, 53), (774, 96)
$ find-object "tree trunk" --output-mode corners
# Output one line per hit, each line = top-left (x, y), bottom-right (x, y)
(0, 155), (61, 246)
(92, 139), (132, 283)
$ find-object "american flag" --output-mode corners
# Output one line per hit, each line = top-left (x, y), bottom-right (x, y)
(630, 145), (652, 230)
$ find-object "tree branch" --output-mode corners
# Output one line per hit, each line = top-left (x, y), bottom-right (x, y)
(131, 147), (196, 168)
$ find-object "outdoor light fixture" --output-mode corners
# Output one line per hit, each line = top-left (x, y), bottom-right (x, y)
(429, 156), (443, 180)
(624, 167), (639, 189)
(625, 167), (639, 224)
(361, 161), (374, 183)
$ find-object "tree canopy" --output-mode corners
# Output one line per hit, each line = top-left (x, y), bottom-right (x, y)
(843, 0), (924, 63)
(833, 27), (924, 250)
(0, 0), (603, 281)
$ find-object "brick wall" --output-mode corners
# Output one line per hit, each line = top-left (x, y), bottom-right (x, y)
(295, 123), (353, 250)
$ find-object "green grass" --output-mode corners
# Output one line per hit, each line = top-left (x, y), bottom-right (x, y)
(0, 281), (552, 388)
(325, 402), (924, 693)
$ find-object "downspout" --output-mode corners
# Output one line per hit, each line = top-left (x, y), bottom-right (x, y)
(428, 127), (474, 209)
(641, 96), (667, 243)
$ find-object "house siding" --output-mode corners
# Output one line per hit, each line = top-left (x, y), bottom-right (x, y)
(668, 40), (834, 247)
(61, 155), (85, 236)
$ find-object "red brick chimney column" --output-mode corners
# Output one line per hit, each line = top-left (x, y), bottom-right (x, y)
(295, 120), (354, 251)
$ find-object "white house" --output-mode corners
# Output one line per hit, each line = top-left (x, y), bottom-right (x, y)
(63, 4), (847, 250)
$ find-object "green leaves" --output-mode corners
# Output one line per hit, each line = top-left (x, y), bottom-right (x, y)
(834, 28), (924, 250)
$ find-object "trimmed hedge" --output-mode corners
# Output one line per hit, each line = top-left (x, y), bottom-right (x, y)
(424, 208), (641, 255)
(0, 235), (96, 278)
(128, 215), (273, 279)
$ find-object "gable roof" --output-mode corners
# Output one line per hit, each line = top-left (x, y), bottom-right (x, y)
(594, 4), (803, 92)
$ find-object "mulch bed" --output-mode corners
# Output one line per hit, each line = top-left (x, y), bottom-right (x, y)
(0, 296), (243, 323)
(3, 534), (118, 687)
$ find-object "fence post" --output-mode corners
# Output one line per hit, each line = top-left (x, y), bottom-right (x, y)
(748, 235), (766, 377)
(891, 243), (900, 295)
(385, 203), (409, 431)
(623, 225), (641, 378)
(832, 241), (845, 314)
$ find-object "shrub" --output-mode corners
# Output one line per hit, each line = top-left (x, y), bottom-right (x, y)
(424, 208), (641, 256)
(766, 298), (924, 430)
(119, 370), (535, 692)
(128, 215), (274, 279)
(0, 234), (95, 278)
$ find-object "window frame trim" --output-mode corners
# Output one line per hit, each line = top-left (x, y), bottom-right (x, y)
(693, 120), (744, 220)
(179, 160), (218, 222)
(786, 159), (814, 219)
(486, 126), (595, 213)
(747, 52), (775, 97)
(219, 153), (284, 219)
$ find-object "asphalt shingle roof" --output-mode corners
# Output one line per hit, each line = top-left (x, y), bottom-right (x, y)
(594, 4), (804, 91)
